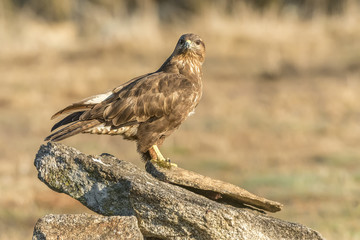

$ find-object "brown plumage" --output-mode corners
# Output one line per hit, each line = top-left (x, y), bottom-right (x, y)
(45, 33), (206, 166)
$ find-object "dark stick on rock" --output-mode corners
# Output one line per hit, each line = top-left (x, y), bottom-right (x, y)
(33, 142), (324, 240)
(145, 161), (283, 212)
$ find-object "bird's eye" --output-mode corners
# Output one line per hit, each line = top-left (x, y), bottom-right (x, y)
(195, 40), (201, 45)
(179, 39), (185, 45)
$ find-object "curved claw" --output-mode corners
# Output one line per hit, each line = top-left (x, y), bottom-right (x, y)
(150, 159), (175, 169)
(150, 145), (177, 169)
(166, 158), (177, 167)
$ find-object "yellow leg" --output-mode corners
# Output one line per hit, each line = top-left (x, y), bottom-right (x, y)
(150, 145), (177, 169)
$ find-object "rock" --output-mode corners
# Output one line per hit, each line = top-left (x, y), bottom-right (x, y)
(32, 214), (142, 240)
(34, 142), (325, 240)
(145, 161), (282, 212)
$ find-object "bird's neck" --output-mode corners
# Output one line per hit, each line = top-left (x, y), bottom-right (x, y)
(159, 54), (203, 79)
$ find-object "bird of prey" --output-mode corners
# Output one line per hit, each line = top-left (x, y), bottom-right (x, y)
(45, 33), (206, 168)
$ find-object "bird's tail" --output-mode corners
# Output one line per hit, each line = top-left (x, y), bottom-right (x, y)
(45, 120), (100, 142)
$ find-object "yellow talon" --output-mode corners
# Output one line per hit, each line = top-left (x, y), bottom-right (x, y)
(150, 145), (177, 169)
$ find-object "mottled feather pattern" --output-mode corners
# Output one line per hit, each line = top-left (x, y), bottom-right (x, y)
(84, 124), (139, 139)
(45, 33), (206, 158)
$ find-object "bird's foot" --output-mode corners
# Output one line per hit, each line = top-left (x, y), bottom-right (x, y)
(150, 145), (177, 169)
(151, 158), (177, 169)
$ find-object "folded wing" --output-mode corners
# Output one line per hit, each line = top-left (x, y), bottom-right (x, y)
(45, 72), (198, 142)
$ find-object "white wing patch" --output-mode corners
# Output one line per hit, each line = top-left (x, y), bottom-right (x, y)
(84, 91), (113, 104)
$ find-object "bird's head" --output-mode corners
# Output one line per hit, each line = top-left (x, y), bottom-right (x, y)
(173, 33), (206, 63)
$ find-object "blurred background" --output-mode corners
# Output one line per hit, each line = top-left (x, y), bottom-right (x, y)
(1, 0), (360, 239)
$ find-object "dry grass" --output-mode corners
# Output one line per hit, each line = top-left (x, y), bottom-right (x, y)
(1, 2), (360, 239)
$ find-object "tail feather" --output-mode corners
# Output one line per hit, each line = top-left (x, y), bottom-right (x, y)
(51, 111), (85, 132)
(45, 120), (100, 142)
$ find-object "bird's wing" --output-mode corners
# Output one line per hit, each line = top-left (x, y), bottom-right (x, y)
(50, 73), (153, 120)
(50, 91), (113, 120)
(80, 72), (199, 127)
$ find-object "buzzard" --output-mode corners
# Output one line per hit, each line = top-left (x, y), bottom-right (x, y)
(45, 33), (206, 168)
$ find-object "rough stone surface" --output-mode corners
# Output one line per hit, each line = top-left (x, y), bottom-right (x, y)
(146, 161), (282, 212)
(32, 214), (143, 240)
(34, 142), (325, 240)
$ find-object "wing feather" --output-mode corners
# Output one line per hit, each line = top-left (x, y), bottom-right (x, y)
(51, 91), (113, 119)
(112, 105), (134, 126)
(49, 71), (199, 137)
(96, 72), (198, 127)
(51, 111), (84, 131)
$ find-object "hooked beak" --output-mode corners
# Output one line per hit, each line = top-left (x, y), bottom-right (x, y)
(184, 39), (192, 49)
